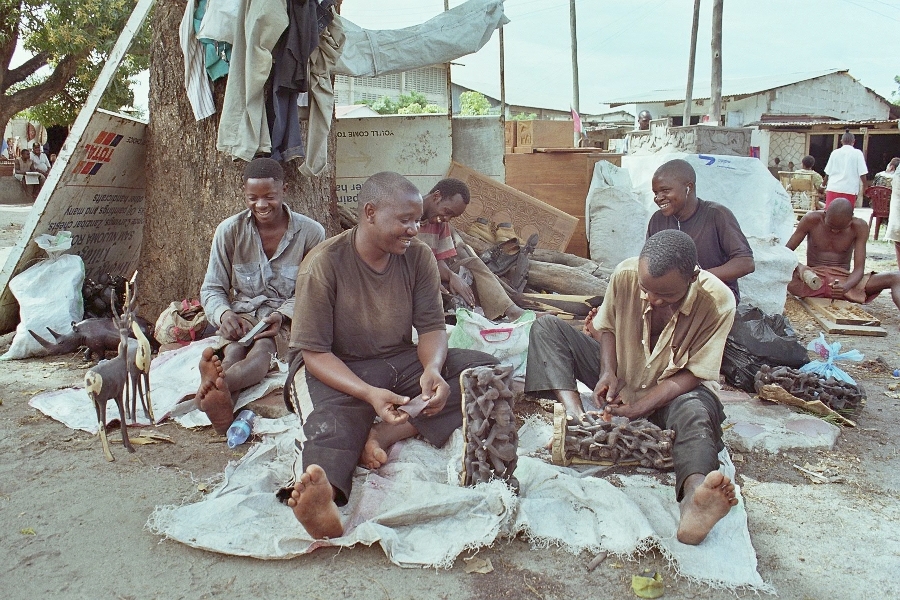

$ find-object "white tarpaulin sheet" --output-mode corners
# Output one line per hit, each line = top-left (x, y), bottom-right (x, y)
(28, 338), (286, 431)
(335, 0), (508, 78)
(147, 417), (769, 591)
(614, 153), (797, 314)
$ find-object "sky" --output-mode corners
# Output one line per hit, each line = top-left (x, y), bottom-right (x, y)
(338, 0), (900, 114)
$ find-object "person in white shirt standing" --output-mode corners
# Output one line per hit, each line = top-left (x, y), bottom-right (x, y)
(824, 131), (868, 209)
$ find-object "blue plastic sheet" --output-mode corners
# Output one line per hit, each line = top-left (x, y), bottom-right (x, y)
(798, 333), (863, 385)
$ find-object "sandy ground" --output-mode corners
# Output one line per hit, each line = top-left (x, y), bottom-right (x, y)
(1, 203), (899, 599)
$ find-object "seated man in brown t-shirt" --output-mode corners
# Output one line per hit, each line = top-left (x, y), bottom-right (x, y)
(283, 171), (497, 539)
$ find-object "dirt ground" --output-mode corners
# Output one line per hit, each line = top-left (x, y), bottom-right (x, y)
(1, 204), (899, 599)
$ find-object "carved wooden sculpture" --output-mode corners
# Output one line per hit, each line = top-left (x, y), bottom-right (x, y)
(84, 282), (136, 461)
(125, 319), (153, 423)
(460, 364), (518, 491)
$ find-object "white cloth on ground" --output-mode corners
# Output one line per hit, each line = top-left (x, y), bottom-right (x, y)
(28, 338), (286, 431)
(147, 415), (769, 591)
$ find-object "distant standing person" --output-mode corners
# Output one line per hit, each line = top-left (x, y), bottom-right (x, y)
(638, 110), (652, 131)
(824, 131), (868, 209)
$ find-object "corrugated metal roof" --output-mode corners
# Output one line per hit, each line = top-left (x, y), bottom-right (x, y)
(605, 69), (846, 106)
(755, 118), (899, 128)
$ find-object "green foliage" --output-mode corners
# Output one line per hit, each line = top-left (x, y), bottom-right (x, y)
(893, 75), (900, 105)
(2, 0), (149, 126)
(459, 90), (490, 116)
(364, 90), (442, 115)
(510, 112), (538, 121)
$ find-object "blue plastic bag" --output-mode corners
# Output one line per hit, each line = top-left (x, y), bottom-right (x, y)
(798, 333), (863, 385)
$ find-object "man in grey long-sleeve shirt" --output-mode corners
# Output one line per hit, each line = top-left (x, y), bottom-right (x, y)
(196, 158), (325, 433)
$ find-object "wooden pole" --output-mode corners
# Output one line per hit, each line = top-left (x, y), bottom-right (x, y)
(499, 26), (506, 118)
(710, 0), (723, 124)
(570, 0), (580, 146)
(684, 0), (701, 127)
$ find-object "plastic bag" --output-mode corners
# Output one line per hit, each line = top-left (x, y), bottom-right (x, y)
(447, 308), (535, 377)
(799, 333), (863, 385)
(721, 304), (809, 392)
(154, 300), (208, 345)
(1, 253), (85, 360)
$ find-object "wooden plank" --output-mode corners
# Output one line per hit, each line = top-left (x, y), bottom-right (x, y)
(504, 121), (516, 151)
(448, 162), (577, 253)
(798, 297), (886, 337)
(801, 297), (880, 326)
(506, 183), (586, 215)
(516, 121), (574, 150)
(566, 217), (588, 258)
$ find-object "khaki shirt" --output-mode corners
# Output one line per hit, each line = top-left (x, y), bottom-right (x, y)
(592, 257), (735, 405)
(200, 206), (325, 327)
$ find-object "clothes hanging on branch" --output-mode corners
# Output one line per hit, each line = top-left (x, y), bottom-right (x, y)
(268, 0), (335, 162)
(298, 10), (343, 176)
(216, 0), (288, 162)
(179, 0), (216, 121)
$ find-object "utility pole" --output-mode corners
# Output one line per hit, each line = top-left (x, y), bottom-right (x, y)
(710, 0), (723, 124)
(570, 0), (579, 114)
(570, 0), (580, 145)
(684, 0), (701, 126)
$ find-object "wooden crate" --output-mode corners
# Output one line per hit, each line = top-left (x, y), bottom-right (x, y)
(504, 121), (516, 154)
(515, 120), (574, 152)
(504, 152), (622, 257)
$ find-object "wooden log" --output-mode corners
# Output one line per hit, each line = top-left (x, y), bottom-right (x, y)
(527, 261), (607, 296)
(337, 204), (358, 229)
(457, 229), (610, 283)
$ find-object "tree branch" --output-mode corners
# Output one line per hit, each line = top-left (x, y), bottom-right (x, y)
(2, 50), (49, 91)
(0, 0), (24, 89)
(0, 52), (84, 122)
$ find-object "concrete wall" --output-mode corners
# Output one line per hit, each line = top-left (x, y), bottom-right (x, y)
(626, 124), (752, 156)
(769, 74), (890, 121)
(451, 116), (504, 182)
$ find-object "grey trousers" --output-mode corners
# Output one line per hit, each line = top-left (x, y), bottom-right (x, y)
(293, 348), (497, 506)
(525, 315), (725, 500)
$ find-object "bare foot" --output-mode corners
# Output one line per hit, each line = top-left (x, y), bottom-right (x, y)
(288, 465), (343, 539)
(359, 434), (388, 470)
(202, 377), (235, 434)
(677, 471), (738, 545)
(196, 347), (223, 402)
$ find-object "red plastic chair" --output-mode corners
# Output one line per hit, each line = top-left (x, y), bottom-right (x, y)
(864, 185), (892, 239)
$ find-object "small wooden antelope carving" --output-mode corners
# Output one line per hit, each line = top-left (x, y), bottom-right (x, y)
(85, 281), (136, 461)
(126, 318), (154, 423)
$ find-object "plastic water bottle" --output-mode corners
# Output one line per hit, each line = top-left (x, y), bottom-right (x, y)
(226, 409), (256, 448)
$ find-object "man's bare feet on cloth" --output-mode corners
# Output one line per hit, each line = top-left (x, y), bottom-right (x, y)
(288, 465), (343, 539)
(359, 428), (389, 470)
(677, 471), (738, 545)
(197, 346), (234, 434)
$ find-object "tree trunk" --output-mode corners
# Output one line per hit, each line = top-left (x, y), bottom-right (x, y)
(139, 1), (337, 319)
